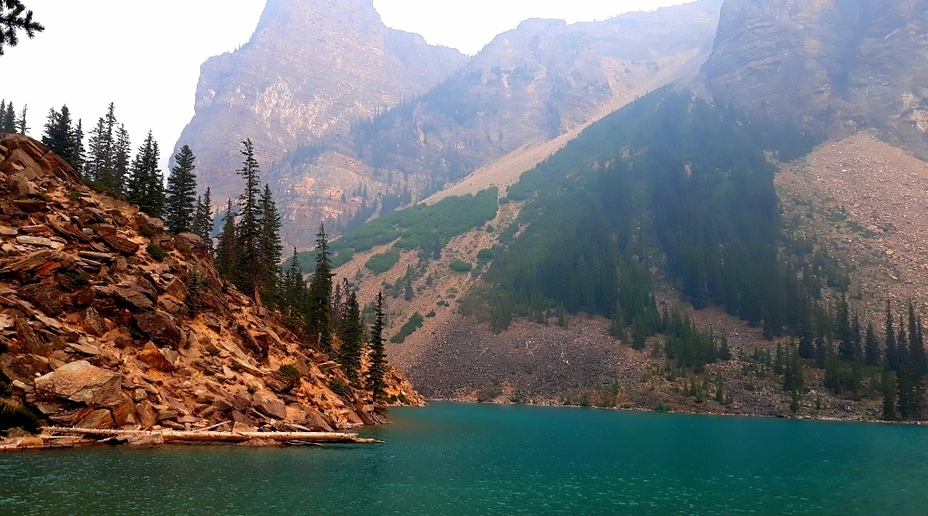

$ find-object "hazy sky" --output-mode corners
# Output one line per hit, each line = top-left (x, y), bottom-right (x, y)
(0, 0), (691, 169)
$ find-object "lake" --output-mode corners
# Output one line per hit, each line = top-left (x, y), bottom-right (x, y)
(1, 402), (926, 515)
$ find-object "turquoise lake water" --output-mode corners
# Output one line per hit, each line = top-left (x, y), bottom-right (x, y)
(1, 402), (926, 515)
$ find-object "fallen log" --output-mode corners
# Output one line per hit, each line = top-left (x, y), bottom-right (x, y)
(41, 427), (382, 445)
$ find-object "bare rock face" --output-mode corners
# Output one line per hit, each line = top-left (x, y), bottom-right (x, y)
(703, 0), (928, 158)
(176, 0), (467, 209)
(133, 311), (182, 349)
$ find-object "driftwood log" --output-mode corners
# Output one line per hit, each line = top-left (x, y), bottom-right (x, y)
(39, 427), (383, 445)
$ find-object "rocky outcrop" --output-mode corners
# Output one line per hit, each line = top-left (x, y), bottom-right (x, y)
(0, 134), (423, 439)
(703, 0), (928, 158)
(175, 0), (467, 211)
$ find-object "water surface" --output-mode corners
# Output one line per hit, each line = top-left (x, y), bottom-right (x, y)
(1, 402), (925, 515)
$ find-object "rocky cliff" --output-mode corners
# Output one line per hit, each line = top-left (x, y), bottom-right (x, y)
(175, 0), (467, 210)
(178, 0), (723, 249)
(269, 0), (724, 247)
(0, 134), (421, 443)
(703, 0), (928, 157)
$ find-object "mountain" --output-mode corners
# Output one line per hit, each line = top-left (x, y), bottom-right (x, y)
(178, 0), (724, 249)
(0, 134), (420, 445)
(702, 0), (928, 159)
(174, 0), (467, 212)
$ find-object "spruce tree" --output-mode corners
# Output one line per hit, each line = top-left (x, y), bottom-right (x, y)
(86, 105), (117, 186)
(164, 145), (198, 234)
(258, 184), (282, 307)
(1, 101), (16, 132)
(366, 292), (388, 404)
(41, 106), (75, 163)
(906, 303), (926, 419)
(126, 130), (164, 217)
(234, 139), (264, 302)
(69, 119), (85, 174)
(863, 322), (880, 367)
(112, 124), (131, 195)
(882, 361), (898, 421)
(191, 186), (214, 251)
(0, 0), (44, 55)
(281, 248), (308, 328)
(14, 104), (27, 135)
(339, 288), (364, 384)
(886, 302), (899, 371)
(215, 200), (238, 282)
(307, 224), (334, 353)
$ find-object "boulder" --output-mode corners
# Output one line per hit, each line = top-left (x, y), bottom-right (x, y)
(136, 400), (157, 429)
(133, 311), (182, 349)
(301, 409), (335, 432)
(7, 172), (35, 198)
(163, 278), (187, 300)
(252, 391), (287, 420)
(33, 360), (124, 407)
(81, 307), (106, 337)
(156, 294), (185, 315)
(111, 395), (138, 427)
(135, 214), (164, 234)
(112, 285), (154, 312)
(19, 283), (63, 317)
(75, 408), (116, 429)
(0, 353), (52, 384)
(137, 342), (178, 371)
(100, 232), (140, 255)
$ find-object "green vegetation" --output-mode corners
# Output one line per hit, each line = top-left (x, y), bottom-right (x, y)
(329, 378), (347, 395)
(146, 242), (167, 261)
(365, 249), (401, 275)
(279, 364), (300, 381)
(0, 1), (43, 56)
(390, 312), (425, 344)
(449, 260), (473, 273)
(464, 88), (823, 340)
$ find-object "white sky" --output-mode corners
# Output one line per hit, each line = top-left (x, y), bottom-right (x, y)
(0, 0), (691, 170)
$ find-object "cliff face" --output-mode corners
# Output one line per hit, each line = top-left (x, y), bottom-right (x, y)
(703, 0), (928, 156)
(175, 0), (467, 209)
(0, 134), (421, 439)
(269, 0), (724, 247)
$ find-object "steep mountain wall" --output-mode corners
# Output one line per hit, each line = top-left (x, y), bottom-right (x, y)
(270, 0), (724, 247)
(174, 0), (466, 209)
(703, 0), (928, 157)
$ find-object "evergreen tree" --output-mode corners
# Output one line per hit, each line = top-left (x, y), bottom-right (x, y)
(864, 322), (881, 367)
(234, 139), (264, 301)
(882, 361), (898, 421)
(0, 0), (44, 55)
(307, 224), (334, 353)
(69, 119), (85, 174)
(15, 104), (27, 135)
(886, 301), (899, 371)
(339, 288), (364, 383)
(164, 145), (198, 234)
(86, 104), (117, 186)
(366, 292), (388, 404)
(42, 107), (84, 173)
(1, 101), (16, 132)
(191, 186), (214, 252)
(259, 184), (283, 307)
(112, 124), (131, 194)
(280, 248), (308, 328)
(905, 302), (926, 419)
(215, 199), (238, 282)
(126, 130), (164, 217)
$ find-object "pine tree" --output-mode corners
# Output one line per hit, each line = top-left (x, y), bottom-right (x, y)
(886, 302), (899, 371)
(307, 224), (334, 353)
(258, 184), (283, 307)
(41, 106), (75, 164)
(366, 292), (388, 404)
(233, 139), (264, 302)
(906, 302), (926, 419)
(164, 145), (198, 234)
(864, 322), (881, 367)
(1, 101), (16, 132)
(0, 1), (44, 55)
(280, 248), (308, 328)
(15, 104), (27, 135)
(112, 124), (131, 195)
(86, 104), (117, 187)
(215, 199), (238, 282)
(191, 186), (214, 252)
(881, 361), (898, 421)
(339, 288), (364, 383)
(69, 119), (85, 174)
(126, 130), (164, 217)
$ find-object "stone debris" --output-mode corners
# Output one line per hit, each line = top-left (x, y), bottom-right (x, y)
(0, 134), (423, 450)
